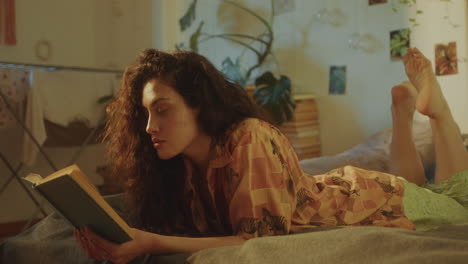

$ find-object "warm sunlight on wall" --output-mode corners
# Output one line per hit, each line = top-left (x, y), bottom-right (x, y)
(155, 0), (468, 156)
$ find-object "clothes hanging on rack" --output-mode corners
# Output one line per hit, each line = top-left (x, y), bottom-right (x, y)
(1, 67), (119, 166)
(0, 64), (121, 235)
(33, 71), (116, 128)
(22, 80), (46, 167)
(0, 68), (45, 167)
(0, 69), (29, 129)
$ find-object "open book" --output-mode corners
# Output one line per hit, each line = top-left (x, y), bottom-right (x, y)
(23, 164), (133, 244)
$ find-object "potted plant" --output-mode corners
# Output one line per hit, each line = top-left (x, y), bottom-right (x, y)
(177, 0), (295, 125)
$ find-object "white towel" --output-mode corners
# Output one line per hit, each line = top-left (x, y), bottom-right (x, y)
(22, 70), (119, 166)
(22, 82), (46, 167)
(33, 71), (116, 127)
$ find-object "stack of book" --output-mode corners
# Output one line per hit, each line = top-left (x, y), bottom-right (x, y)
(280, 95), (321, 160)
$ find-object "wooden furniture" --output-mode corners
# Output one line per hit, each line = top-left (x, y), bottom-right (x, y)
(279, 94), (321, 160)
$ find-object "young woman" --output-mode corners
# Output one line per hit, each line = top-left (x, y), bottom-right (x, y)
(74, 48), (468, 263)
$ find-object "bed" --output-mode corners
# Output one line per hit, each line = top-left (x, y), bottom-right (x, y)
(2, 121), (468, 264)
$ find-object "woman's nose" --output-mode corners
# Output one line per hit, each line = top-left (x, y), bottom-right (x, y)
(145, 115), (159, 134)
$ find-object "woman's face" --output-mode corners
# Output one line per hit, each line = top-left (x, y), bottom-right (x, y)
(141, 78), (202, 160)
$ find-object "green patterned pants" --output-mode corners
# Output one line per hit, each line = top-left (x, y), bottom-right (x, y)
(401, 170), (468, 230)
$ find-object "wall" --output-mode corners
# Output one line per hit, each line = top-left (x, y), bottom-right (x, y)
(0, 0), (152, 223)
(0, 0), (152, 68)
(156, 0), (468, 156)
(0, 0), (96, 66)
(2, 0), (467, 224)
(410, 0), (468, 130)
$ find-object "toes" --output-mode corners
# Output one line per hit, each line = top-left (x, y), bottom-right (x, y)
(421, 57), (432, 71)
(392, 81), (418, 98)
(403, 48), (415, 66)
(391, 87), (405, 103)
(412, 47), (423, 56)
(401, 81), (415, 89)
(411, 48), (432, 69)
(392, 83), (412, 99)
(403, 51), (410, 65)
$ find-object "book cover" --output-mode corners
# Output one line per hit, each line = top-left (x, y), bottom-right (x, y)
(290, 135), (321, 148)
(293, 145), (321, 155)
(289, 111), (318, 122)
(280, 120), (319, 130)
(296, 152), (321, 160)
(283, 128), (320, 139)
(23, 164), (133, 244)
(294, 99), (317, 113)
(280, 125), (319, 135)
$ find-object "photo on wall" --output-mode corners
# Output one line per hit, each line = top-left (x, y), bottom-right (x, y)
(329, 66), (346, 95)
(390, 28), (410, 60)
(369, 0), (387, 5)
(435, 41), (458, 76)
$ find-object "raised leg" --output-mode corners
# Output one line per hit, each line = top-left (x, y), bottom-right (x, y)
(403, 48), (468, 184)
(389, 82), (426, 185)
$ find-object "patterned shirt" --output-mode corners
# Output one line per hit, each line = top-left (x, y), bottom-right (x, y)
(182, 118), (415, 239)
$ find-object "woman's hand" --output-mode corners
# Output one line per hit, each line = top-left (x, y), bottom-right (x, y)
(74, 226), (245, 262)
(74, 227), (154, 264)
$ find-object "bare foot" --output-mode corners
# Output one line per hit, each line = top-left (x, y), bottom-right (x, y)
(403, 48), (448, 119)
(391, 82), (417, 121)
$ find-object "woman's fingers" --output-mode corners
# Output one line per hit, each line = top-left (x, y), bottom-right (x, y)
(82, 226), (117, 260)
(74, 228), (104, 260)
(86, 238), (106, 261)
(77, 226), (137, 263)
(74, 229), (88, 253)
(83, 226), (116, 250)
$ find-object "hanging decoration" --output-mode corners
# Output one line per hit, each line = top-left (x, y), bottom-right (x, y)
(347, 0), (378, 53)
(35, 40), (52, 61)
(369, 0), (387, 5)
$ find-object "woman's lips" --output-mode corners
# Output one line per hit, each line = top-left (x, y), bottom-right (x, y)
(152, 138), (164, 149)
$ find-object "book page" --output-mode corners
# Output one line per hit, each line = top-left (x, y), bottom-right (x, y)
(23, 173), (44, 186)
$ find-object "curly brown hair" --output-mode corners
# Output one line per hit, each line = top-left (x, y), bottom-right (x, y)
(102, 49), (267, 235)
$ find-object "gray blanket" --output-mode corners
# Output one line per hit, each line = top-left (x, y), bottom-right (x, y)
(0, 194), (189, 264)
(188, 224), (468, 264)
(3, 194), (468, 264)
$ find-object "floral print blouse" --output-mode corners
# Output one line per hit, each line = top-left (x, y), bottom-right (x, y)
(182, 118), (415, 239)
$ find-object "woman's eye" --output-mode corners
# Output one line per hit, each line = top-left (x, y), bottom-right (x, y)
(156, 107), (168, 113)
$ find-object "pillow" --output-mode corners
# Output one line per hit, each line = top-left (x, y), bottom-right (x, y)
(300, 120), (434, 176)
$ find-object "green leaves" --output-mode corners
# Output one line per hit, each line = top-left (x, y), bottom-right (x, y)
(400, 28), (409, 38)
(390, 28), (410, 57)
(189, 21), (204, 52)
(221, 57), (247, 87)
(179, 0), (197, 32)
(253, 71), (295, 125)
(391, 0), (425, 27)
(176, 1), (294, 125)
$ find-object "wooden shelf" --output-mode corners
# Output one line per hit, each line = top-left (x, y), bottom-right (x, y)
(280, 96), (321, 160)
